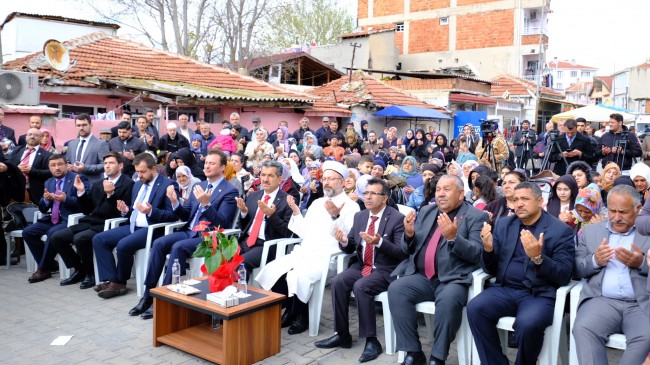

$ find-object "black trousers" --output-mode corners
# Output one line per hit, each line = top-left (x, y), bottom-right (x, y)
(239, 237), (277, 279)
(50, 225), (102, 275)
(272, 273), (307, 315)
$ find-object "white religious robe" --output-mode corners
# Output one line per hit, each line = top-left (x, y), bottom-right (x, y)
(255, 191), (359, 302)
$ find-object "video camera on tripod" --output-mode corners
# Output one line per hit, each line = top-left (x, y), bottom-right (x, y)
(479, 119), (499, 169)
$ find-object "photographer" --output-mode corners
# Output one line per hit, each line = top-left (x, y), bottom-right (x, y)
(513, 120), (537, 171)
(549, 118), (594, 176)
(475, 120), (509, 171)
(596, 113), (641, 173)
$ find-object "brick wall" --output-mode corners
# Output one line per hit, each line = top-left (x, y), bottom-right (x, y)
(645, 100), (650, 114)
(411, 0), (450, 12)
(457, 0), (500, 5)
(385, 78), (457, 90)
(362, 23), (397, 32)
(358, 0), (368, 19)
(409, 19), (450, 53)
(373, 0), (404, 17)
(456, 10), (514, 50)
(521, 34), (548, 46)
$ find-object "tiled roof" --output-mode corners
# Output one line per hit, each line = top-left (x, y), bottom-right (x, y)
(310, 70), (447, 110)
(548, 60), (598, 70)
(593, 76), (613, 90)
(565, 82), (592, 93)
(1, 12), (120, 29)
(3, 32), (312, 103)
(490, 74), (565, 98)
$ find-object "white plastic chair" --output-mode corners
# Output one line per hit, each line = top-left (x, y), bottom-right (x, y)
(396, 204), (415, 216)
(472, 279), (577, 365)
(133, 221), (180, 296)
(569, 281), (627, 365)
(4, 206), (39, 270)
(24, 210), (71, 279)
(92, 217), (128, 285)
(395, 269), (489, 364)
(54, 213), (86, 279)
(334, 253), (396, 354)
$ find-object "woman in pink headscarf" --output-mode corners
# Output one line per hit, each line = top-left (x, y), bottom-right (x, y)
(40, 128), (57, 153)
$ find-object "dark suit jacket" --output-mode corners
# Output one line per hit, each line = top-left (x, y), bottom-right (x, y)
(549, 132), (594, 175)
(0, 125), (16, 145)
(240, 189), (292, 243)
(174, 178), (238, 231)
(483, 211), (575, 299)
(74, 174), (134, 231)
(37, 172), (90, 224)
(342, 206), (407, 282)
(9, 145), (52, 204)
(127, 174), (178, 225)
(393, 201), (488, 285)
(0, 151), (26, 205)
(65, 135), (110, 184)
(18, 134), (55, 148)
(576, 221), (650, 315)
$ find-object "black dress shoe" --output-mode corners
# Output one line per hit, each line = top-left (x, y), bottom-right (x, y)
(79, 275), (95, 290)
(428, 355), (445, 365)
(287, 313), (309, 335)
(60, 270), (85, 286)
(281, 310), (296, 328)
(314, 333), (352, 349)
(140, 306), (153, 320)
(359, 338), (383, 363)
(129, 297), (153, 316)
(402, 351), (426, 365)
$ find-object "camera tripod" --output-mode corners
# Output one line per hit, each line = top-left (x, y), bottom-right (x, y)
(612, 137), (630, 171)
(540, 136), (567, 172)
(479, 136), (498, 170)
(516, 136), (532, 170)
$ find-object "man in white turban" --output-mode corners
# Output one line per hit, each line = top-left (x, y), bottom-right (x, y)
(256, 161), (360, 334)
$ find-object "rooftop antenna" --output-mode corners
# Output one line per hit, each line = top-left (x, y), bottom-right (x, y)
(349, 42), (361, 83)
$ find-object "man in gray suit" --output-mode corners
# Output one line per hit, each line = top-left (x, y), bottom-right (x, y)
(66, 113), (109, 185)
(574, 185), (650, 365)
(388, 174), (488, 365)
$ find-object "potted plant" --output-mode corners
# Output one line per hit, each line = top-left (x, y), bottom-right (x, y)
(192, 221), (244, 293)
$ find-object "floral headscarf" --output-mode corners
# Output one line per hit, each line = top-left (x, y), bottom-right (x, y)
(573, 183), (606, 223)
(397, 156), (418, 179)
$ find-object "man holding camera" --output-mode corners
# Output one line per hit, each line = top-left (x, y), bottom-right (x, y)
(513, 120), (537, 172)
(475, 121), (509, 171)
(596, 113), (642, 174)
(549, 119), (593, 176)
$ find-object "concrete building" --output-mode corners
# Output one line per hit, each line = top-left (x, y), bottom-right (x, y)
(547, 59), (597, 91)
(1, 12), (119, 63)
(589, 76), (613, 106)
(354, 0), (551, 80)
(611, 62), (650, 113)
(565, 82), (592, 105)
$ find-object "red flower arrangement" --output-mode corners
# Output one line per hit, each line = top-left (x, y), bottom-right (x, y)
(192, 221), (244, 293)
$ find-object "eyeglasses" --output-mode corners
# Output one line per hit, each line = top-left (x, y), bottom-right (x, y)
(362, 191), (385, 197)
(321, 177), (342, 183)
(26, 133), (42, 137)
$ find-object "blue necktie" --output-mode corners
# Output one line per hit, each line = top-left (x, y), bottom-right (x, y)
(190, 183), (213, 235)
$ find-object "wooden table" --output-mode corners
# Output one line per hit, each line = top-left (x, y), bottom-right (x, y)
(150, 281), (285, 364)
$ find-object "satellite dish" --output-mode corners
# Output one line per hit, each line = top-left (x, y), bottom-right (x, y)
(43, 39), (70, 72)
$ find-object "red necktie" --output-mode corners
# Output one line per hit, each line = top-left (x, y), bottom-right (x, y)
(246, 194), (271, 247)
(21, 147), (34, 183)
(424, 227), (442, 279)
(361, 216), (379, 277)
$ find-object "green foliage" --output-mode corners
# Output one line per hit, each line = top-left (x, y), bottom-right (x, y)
(262, 0), (354, 53)
(192, 229), (241, 275)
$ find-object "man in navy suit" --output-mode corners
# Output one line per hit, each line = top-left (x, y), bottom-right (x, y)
(315, 178), (407, 363)
(24, 154), (90, 283)
(128, 149), (238, 319)
(234, 160), (293, 278)
(65, 113), (110, 185)
(467, 182), (575, 365)
(8, 127), (53, 204)
(0, 108), (16, 153)
(92, 152), (178, 299)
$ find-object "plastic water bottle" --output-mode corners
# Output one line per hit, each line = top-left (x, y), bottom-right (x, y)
(171, 259), (181, 285)
(237, 263), (247, 294)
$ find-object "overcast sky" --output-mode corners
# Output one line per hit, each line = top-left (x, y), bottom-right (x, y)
(2, 0), (648, 75)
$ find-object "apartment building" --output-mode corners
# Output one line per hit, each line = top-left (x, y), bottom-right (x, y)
(547, 59), (597, 90)
(356, 0), (551, 80)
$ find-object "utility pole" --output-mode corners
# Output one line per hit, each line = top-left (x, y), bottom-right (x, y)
(349, 42), (361, 83)
(534, 0), (547, 132)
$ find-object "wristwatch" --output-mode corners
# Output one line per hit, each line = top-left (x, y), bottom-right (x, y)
(532, 255), (544, 265)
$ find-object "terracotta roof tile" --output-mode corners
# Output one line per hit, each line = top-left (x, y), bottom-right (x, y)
(593, 76), (613, 90)
(548, 60), (598, 70)
(3, 32), (311, 102)
(565, 82), (592, 92)
(490, 74), (565, 98)
(310, 71), (447, 110)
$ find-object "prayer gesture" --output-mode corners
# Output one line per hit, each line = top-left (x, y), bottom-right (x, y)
(404, 210), (416, 237)
(438, 212), (458, 241)
(116, 199), (129, 214)
(73, 175), (85, 193)
(43, 188), (54, 201)
(334, 227), (348, 244)
(51, 190), (66, 202)
(324, 199), (344, 217)
(258, 198), (276, 217)
(193, 185), (210, 206)
(166, 185), (178, 206)
(360, 231), (380, 246)
(286, 195), (300, 215)
(234, 197), (248, 214)
(480, 222), (493, 252)
(136, 201), (152, 215)
(520, 230), (543, 259)
(615, 243), (644, 268)
(594, 238), (614, 267)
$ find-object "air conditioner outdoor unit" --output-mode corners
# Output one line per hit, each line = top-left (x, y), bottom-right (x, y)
(0, 71), (40, 105)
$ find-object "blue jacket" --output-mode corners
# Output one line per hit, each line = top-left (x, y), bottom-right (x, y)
(38, 172), (91, 223)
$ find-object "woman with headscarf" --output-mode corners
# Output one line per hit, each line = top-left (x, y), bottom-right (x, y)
(360, 120), (369, 142)
(245, 128), (274, 168)
(429, 133), (454, 164)
(174, 147), (206, 180)
(403, 129), (416, 155)
(344, 131), (363, 154)
(39, 128), (56, 154)
(281, 157), (306, 186)
(279, 160), (301, 203)
(344, 168), (360, 202)
(568, 183), (607, 238)
(546, 175), (579, 221)
(630, 162), (650, 205)
(446, 161), (462, 179)
(272, 126), (292, 160)
(395, 156), (422, 200)
(461, 160), (479, 192)
(175, 165), (201, 204)
(464, 165), (491, 203)
(411, 129), (430, 163)
(406, 163), (438, 211)
(224, 161), (244, 197)
(598, 162), (621, 205)
(299, 161), (322, 211)
(190, 134), (206, 167)
(301, 131), (323, 159)
(484, 170), (528, 227)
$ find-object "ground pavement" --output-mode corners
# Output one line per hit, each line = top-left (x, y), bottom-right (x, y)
(1, 258), (621, 364)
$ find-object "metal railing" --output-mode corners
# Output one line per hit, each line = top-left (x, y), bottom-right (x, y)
(523, 26), (549, 36)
